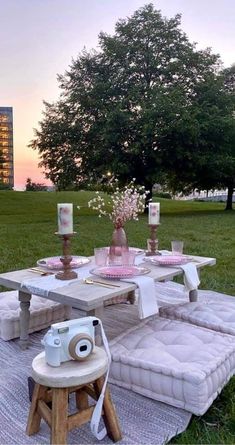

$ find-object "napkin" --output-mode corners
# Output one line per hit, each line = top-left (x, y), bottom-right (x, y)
(179, 263), (200, 292)
(121, 276), (158, 319)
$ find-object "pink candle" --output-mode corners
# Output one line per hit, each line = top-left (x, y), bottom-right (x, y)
(148, 203), (160, 225)
(57, 203), (73, 234)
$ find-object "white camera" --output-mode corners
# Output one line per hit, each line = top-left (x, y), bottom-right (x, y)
(42, 316), (99, 367)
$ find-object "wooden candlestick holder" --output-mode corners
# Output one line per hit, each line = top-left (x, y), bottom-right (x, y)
(55, 232), (77, 280)
(146, 224), (160, 256)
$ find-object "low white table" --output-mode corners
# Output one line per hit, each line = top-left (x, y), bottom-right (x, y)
(0, 254), (216, 349)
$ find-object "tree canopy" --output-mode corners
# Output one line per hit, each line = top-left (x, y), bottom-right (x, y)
(30, 3), (235, 208)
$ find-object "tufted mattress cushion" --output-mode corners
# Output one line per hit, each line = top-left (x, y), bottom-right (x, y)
(159, 301), (235, 336)
(109, 316), (235, 415)
(0, 291), (72, 341)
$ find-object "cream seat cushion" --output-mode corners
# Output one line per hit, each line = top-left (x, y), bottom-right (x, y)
(0, 291), (72, 341)
(159, 301), (235, 336)
(109, 317), (235, 415)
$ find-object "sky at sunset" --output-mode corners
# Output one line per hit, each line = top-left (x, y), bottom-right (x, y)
(1, 0), (235, 190)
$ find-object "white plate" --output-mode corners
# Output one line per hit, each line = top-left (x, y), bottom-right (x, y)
(37, 256), (90, 270)
(90, 265), (150, 279)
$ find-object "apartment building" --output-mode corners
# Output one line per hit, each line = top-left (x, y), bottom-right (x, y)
(0, 107), (14, 188)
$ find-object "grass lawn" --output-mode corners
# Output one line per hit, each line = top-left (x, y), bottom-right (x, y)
(0, 190), (234, 443)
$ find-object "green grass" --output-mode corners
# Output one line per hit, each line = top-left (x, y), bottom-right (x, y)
(0, 190), (234, 443)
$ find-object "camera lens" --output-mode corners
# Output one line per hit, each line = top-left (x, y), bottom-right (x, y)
(69, 334), (94, 361)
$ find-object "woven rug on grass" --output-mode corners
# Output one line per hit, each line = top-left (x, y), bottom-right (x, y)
(0, 301), (192, 445)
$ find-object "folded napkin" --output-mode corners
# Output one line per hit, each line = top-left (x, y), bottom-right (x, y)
(179, 262), (200, 292)
(121, 276), (158, 319)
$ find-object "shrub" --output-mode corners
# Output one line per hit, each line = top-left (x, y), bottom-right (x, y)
(153, 192), (172, 199)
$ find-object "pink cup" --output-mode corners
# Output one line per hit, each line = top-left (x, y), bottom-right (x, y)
(121, 248), (136, 266)
(171, 240), (184, 255)
(94, 248), (108, 266)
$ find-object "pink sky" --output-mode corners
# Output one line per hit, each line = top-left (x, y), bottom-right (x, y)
(1, 0), (234, 190)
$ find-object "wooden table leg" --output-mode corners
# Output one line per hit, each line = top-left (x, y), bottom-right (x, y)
(127, 290), (135, 304)
(19, 290), (31, 349)
(189, 269), (200, 302)
(189, 289), (198, 302)
(86, 306), (104, 319)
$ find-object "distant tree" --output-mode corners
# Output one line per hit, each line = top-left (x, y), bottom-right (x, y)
(221, 65), (235, 209)
(25, 177), (47, 191)
(159, 73), (235, 209)
(30, 3), (234, 208)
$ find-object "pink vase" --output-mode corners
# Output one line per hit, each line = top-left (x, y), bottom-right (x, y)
(109, 226), (128, 264)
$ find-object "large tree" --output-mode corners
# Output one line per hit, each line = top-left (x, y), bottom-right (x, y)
(30, 3), (234, 207)
(159, 73), (235, 209)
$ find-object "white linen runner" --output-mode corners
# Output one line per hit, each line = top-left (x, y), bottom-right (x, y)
(21, 261), (96, 297)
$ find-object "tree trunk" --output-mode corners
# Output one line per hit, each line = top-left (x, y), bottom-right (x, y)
(225, 185), (234, 210)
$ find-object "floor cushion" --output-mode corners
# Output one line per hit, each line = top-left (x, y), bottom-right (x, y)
(0, 291), (72, 341)
(159, 301), (235, 336)
(154, 281), (235, 306)
(109, 316), (235, 415)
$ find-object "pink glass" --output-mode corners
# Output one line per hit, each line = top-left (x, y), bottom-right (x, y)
(171, 240), (184, 255)
(94, 248), (108, 266)
(121, 248), (136, 266)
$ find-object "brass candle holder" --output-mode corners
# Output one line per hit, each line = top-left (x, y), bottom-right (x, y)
(146, 224), (160, 256)
(55, 232), (77, 280)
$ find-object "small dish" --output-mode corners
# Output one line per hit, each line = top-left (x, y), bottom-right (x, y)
(148, 255), (188, 266)
(90, 265), (150, 279)
(37, 256), (90, 270)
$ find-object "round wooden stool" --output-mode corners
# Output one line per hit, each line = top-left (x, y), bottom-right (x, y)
(26, 347), (122, 445)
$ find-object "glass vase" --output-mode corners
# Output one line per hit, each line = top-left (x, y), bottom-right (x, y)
(109, 226), (128, 264)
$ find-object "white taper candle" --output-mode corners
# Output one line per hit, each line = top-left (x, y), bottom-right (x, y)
(148, 203), (160, 225)
(57, 203), (73, 234)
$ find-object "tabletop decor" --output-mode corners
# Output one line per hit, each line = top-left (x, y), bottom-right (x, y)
(90, 265), (150, 279)
(147, 255), (188, 266)
(55, 203), (77, 280)
(37, 256), (90, 270)
(146, 203), (160, 256)
(88, 180), (148, 261)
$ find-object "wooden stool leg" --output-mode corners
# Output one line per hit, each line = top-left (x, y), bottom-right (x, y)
(26, 383), (47, 435)
(76, 388), (89, 410)
(51, 388), (68, 445)
(94, 377), (122, 442)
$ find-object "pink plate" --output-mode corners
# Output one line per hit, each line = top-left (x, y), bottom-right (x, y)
(37, 256), (90, 270)
(151, 255), (188, 266)
(90, 265), (150, 279)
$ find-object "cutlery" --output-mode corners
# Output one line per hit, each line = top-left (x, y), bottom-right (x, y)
(83, 279), (120, 289)
(182, 256), (201, 263)
(29, 268), (53, 276)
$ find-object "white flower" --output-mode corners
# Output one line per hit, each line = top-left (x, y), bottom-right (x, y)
(87, 181), (147, 226)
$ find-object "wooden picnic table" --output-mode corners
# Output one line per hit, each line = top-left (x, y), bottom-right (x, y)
(0, 254), (216, 349)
